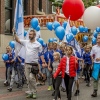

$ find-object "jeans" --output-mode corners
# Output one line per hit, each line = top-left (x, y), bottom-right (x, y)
(52, 76), (62, 100)
(64, 73), (74, 100)
(84, 64), (91, 83)
(25, 64), (37, 94)
(42, 67), (52, 86)
(17, 63), (24, 86)
(7, 64), (15, 87)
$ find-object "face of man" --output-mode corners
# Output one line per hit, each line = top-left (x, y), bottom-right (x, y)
(29, 31), (36, 40)
(97, 35), (100, 44)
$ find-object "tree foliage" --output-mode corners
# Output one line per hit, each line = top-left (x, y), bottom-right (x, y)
(48, 0), (98, 9)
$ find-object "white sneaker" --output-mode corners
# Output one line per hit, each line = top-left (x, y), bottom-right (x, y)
(36, 82), (40, 86)
(4, 80), (7, 84)
(25, 90), (32, 95)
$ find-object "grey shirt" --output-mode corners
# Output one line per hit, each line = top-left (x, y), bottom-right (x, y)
(52, 61), (59, 74)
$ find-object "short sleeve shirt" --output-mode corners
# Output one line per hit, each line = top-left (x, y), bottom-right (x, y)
(91, 45), (100, 63)
(20, 40), (42, 63)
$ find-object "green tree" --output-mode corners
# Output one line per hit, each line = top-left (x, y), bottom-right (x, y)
(48, 0), (63, 9)
(82, 0), (96, 8)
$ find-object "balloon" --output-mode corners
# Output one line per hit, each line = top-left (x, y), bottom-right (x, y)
(84, 27), (88, 32)
(42, 43), (46, 47)
(62, 21), (67, 29)
(52, 21), (60, 30)
(37, 38), (44, 46)
(66, 33), (74, 43)
(83, 6), (100, 30)
(96, 27), (100, 32)
(83, 35), (88, 42)
(79, 26), (84, 33)
(30, 18), (39, 29)
(48, 38), (54, 43)
(36, 25), (40, 31)
(55, 26), (65, 40)
(97, 5), (100, 8)
(46, 22), (53, 31)
(53, 38), (57, 42)
(9, 41), (15, 48)
(62, 0), (84, 21)
(93, 31), (98, 38)
(92, 37), (97, 45)
(24, 30), (27, 37)
(2, 54), (9, 61)
(71, 26), (77, 35)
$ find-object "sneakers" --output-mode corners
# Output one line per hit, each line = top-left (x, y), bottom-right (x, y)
(86, 83), (91, 87)
(7, 87), (12, 92)
(25, 90), (32, 95)
(48, 86), (52, 91)
(26, 93), (33, 98)
(91, 90), (97, 97)
(52, 91), (55, 96)
(33, 93), (37, 99)
(74, 90), (80, 96)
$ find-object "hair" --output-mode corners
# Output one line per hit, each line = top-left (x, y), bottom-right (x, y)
(66, 46), (73, 54)
(53, 52), (60, 60)
(30, 30), (36, 34)
(6, 45), (12, 51)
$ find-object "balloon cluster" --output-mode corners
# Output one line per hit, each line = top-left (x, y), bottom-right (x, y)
(30, 18), (40, 31)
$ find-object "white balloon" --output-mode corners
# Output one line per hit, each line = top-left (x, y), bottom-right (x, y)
(83, 6), (100, 31)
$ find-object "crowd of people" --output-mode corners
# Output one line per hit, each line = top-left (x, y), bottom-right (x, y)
(3, 29), (100, 100)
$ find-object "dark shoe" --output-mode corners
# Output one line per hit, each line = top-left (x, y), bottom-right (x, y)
(91, 90), (97, 97)
(52, 91), (55, 96)
(61, 87), (66, 92)
(86, 83), (91, 87)
(74, 90), (79, 96)
(7, 87), (12, 92)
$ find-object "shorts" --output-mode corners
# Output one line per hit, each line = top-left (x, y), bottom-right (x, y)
(74, 73), (80, 81)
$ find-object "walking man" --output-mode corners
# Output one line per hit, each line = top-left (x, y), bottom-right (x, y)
(14, 29), (42, 99)
(91, 35), (100, 97)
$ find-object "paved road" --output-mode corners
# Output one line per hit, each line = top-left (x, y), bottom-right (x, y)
(0, 67), (100, 100)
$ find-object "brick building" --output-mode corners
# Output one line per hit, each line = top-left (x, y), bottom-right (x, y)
(0, 0), (52, 35)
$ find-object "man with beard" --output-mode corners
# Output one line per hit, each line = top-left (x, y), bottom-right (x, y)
(14, 29), (42, 99)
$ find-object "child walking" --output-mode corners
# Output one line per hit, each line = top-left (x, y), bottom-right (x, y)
(83, 45), (92, 86)
(52, 52), (61, 100)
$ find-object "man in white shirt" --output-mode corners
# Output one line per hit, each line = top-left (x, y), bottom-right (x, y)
(14, 29), (42, 99)
(91, 35), (100, 97)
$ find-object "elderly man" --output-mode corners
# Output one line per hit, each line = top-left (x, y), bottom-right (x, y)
(91, 35), (100, 97)
(14, 29), (42, 99)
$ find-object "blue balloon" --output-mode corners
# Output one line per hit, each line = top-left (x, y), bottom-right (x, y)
(53, 21), (60, 30)
(71, 26), (77, 35)
(93, 31), (98, 38)
(48, 38), (54, 43)
(84, 27), (88, 32)
(24, 30), (27, 37)
(9, 41), (15, 48)
(2, 54), (9, 61)
(42, 43), (46, 47)
(79, 26), (84, 33)
(53, 38), (57, 42)
(30, 18), (39, 29)
(55, 26), (65, 41)
(37, 38), (44, 46)
(46, 22), (53, 31)
(62, 21), (67, 29)
(36, 25), (40, 31)
(92, 37), (97, 45)
(83, 35), (88, 42)
(96, 27), (100, 32)
(66, 33), (74, 43)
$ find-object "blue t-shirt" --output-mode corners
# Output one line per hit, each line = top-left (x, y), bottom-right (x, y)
(83, 52), (92, 64)
(5, 52), (15, 68)
(49, 49), (62, 63)
(38, 49), (49, 65)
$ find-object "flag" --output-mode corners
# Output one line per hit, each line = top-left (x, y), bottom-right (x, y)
(14, 0), (24, 58)
(63, 18), (81, 55)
